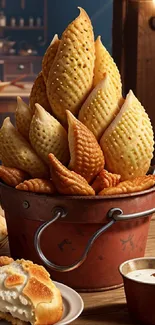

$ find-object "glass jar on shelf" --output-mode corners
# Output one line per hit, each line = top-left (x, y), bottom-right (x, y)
(36, 17), (42, 27)
(19, 17), (24, 27)
(10, 17), (16, 27)
(29, 16), (34, 27)
(0, 11), (6, 27)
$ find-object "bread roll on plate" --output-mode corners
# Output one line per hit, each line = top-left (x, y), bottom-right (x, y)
(0, 257), (63, 325)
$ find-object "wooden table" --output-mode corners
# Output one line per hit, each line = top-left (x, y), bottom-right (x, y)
(1, 215), (155, 325)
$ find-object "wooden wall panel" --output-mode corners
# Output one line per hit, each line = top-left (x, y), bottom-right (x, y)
(136, 1), (155, 128)
(113, 0), (155, 126)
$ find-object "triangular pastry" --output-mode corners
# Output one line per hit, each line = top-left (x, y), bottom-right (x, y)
(49, 153), (95, 195)
(67, 110), (105, 183)
(0, 118), (49, 179)
(42, 34), (60, 83)
(46, 7), (95, 125)
(29, 72), (51, 114)
(15, 96), (32, 140)
(100, 90), (154, 180)
(78, 74), (120, 140)
(29, 103), (69, 165)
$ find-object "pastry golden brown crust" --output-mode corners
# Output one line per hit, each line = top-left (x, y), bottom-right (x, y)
(29, 103), (69, 165)
(0, 256), (13, 266)
(98, 175), (155, 196)
(15, 96), (32, 141)
(16, 178), (56, 194)
(100, 90), (154, 180)
(92, 169), (121, 194)
(67, 110), (105, 183)
(46, 7), (95, 125)
(93, 36), (122, 99)
(29, 72), (51, 114)
(0, 118), (49, 179)
(0, 166), (29, 187)
(42, 34), (60, 84)
(78, 74), (120, 140)
(49, 153), (95, 195)
(0, 258), (63, 325)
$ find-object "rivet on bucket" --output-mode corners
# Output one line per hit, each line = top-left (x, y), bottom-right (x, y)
(23, 200), (30, 209)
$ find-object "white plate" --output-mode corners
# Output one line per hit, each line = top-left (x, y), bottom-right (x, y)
(0, 281), (84, 325)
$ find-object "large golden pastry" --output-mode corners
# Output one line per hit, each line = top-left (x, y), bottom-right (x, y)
(93, 36), (122, 99)
(98, 175), (155, 196)
(78, 74), (120, 140)
(46, 7), (95, 125)
(29, 103), (69, 165)
(15, 96), (32, 140)
(0, 257), (63, 325)
(42, 34), (60, 83)
(29, 72), (51, 114)
(0, 118), (49, 179)
(67, 110), (105, 183)
(49, 153), (95, 195)
(0, 166), (29, 187)
(100, 90), (154, 180)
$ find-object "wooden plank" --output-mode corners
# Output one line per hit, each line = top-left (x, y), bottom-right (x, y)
(136, 1), (155, 131)
(112, 0), (127, 91)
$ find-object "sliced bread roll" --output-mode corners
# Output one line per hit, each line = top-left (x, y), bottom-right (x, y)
(0, 257), (63, 325)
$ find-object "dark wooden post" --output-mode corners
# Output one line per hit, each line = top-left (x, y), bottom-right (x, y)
(113, 0), (155, 134)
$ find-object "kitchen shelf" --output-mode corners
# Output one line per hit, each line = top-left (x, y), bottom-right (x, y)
(2, 26), (44, 30)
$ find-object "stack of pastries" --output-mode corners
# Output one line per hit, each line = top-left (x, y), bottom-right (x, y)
(0, 7), (154, 196)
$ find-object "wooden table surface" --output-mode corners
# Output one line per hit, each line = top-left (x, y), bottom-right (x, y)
(1, 215), (155, 325)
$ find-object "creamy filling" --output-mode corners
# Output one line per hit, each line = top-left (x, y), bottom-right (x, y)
(127, 269), (155, 284)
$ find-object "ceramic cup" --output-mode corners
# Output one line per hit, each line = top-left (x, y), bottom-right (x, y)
(119, 257), (155, 325)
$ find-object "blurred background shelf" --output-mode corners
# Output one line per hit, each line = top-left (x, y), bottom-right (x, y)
(2, 26), (45, 30)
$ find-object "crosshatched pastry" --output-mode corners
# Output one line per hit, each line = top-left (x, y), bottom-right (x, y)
(0, 7), (154, 197)
(98, 175), (155, 195)
(29, 103), (69, 165)
(67, 110), (105, 183)
(0, 166), (29, 187)
(0, 257), (63, 325)
(29, 72), (51, 114)
(42, 34), (60, 84)
(91, 169), (121, 194)
(100, 90), (154, 180)
(93, 36), (122, 100)
(15, 96), (33, 141)
(47, 7), (95, 125)
(0, 117), (49, 179)
(16, 178), (56, 194)
(78, 74), (120, 140)
(49, 153), (95, 195)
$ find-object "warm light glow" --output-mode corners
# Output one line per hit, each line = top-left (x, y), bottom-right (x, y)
(153, 0), (155, 6)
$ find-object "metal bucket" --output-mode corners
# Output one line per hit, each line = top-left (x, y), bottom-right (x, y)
(0, 182), (155, 292)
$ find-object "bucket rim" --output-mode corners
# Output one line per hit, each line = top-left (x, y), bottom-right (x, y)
(0, 181), (155, 200)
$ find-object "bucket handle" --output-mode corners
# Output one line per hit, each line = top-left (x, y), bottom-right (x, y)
(34, 206), (155, 272)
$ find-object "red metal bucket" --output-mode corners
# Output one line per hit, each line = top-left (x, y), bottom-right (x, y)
(0, 182), (155, 292)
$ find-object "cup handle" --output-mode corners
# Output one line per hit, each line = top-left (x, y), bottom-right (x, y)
(34, 206), (155, 272)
